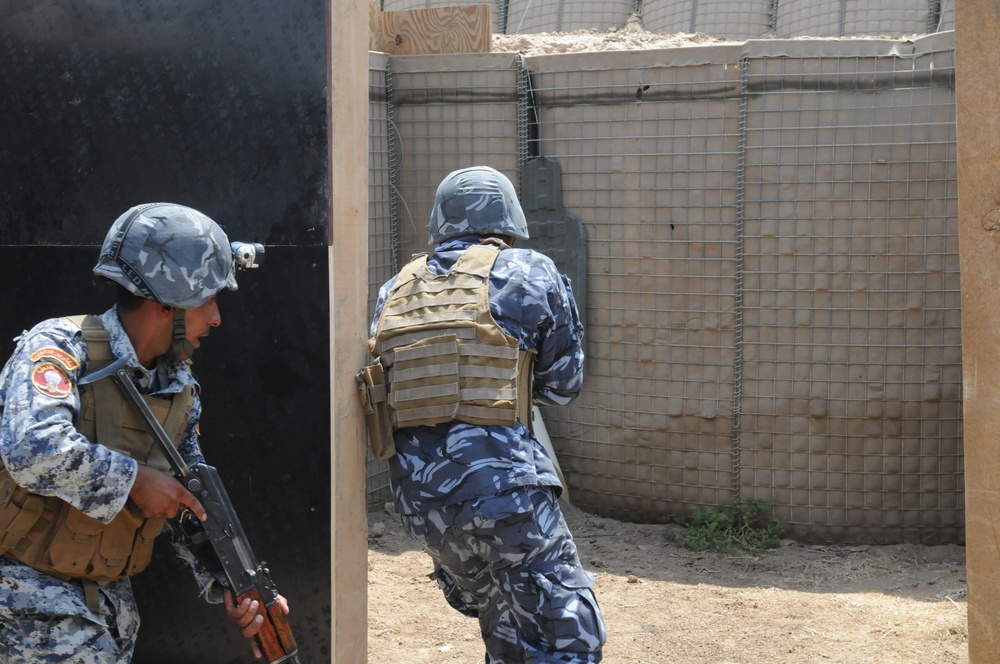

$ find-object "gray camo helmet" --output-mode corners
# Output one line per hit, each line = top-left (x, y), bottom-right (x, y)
(93, 202), (237, 309)
(428, 166), (529, 245)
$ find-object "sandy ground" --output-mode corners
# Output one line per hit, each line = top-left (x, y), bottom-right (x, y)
(367, 500), (967, 663)
(491, 15), (741, 56)
(490, 15), (922, 56)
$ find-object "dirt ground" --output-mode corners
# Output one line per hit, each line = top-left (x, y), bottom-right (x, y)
(367, 500), (967, 664)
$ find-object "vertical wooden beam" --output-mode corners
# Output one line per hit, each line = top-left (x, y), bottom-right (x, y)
(956, 3), (1000, 661)
(329, 0), (368, 661)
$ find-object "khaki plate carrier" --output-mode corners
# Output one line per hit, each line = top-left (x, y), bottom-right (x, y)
(0, 314), (192, 584)
(364, 241), (535, 460)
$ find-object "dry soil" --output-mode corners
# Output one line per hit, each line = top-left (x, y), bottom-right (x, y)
(367, 500), (967, 663)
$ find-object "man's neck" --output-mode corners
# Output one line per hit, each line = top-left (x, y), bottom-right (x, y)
(117, 302), (171, 368)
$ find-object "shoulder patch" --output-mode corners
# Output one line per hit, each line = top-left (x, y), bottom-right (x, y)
(29, 346), (80, 372)
(31, 363), (73, 399)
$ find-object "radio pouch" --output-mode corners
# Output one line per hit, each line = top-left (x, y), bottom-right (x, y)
(356, 360), (396, 461)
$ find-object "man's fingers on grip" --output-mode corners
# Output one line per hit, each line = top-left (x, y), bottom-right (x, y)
(241, 601), (261, 629)
(183, 492), (207, 521)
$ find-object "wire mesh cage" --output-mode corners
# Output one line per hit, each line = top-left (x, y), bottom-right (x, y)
(366, 14), (961, 544)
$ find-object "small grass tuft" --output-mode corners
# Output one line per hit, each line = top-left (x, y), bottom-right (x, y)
(683, 497), (787, 553)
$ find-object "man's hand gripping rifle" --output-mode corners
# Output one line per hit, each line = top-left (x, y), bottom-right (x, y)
(81, 356), (300, 664)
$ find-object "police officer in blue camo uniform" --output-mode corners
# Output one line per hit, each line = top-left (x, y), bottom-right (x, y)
(368, 166), (606, 663)
(0, 203), (287, 663)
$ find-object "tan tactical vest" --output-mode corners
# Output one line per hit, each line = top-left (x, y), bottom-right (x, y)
(0, 315), (192, 583)
(369, 240), (535, 429)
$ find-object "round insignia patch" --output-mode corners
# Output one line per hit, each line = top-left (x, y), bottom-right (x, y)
(31, 362), (72, 399)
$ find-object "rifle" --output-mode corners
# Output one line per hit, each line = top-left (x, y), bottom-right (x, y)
(80, 356), (300, 663)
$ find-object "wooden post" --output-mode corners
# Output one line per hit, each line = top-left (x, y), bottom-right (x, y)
(329, 0), (369, 661)
(955, 3), (1000, 661)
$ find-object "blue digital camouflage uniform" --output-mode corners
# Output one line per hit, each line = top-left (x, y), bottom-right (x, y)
(0, 307), (218, 663)
(372, 234), (606, 663)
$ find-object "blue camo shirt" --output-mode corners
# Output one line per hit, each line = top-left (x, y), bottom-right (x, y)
(0, 307), (211, 623)
(371, 236), (585, 515)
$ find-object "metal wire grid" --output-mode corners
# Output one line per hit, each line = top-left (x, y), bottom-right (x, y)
(368, 37), (962, 542)
(506, 0), (634, 34)
(640, 0), (774, 38)
(386, 55), (522, 259)
(774, 0), (933, 38)
(936, 0), (954, 32)
(777, 0), (846, 37)
(380, 0), (505, 34)
(843, 0), (931, 35)
(378, 0), (952, 37)
(731, 60), (750, 496)
(378, 0), (950, 37)
(516, 55), (531, 184)
(525, 58), (743, 520)
(366, 61), (396, 509)
(739, 49), (961, 543)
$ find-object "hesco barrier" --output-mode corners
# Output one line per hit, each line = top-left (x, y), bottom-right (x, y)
(379, 0), (955, 37)
(367, 31), (962, 545)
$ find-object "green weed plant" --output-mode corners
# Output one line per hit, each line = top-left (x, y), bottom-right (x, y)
(683, 497), (787, 553)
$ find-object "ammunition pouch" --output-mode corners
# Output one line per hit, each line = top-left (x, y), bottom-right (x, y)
(0, 467), (165, 582)
(0, 314), (185, 583)
(357, 360), (396, 461)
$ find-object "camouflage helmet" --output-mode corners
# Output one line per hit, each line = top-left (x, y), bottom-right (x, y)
(93, 202), (237, 309)
(428, 166), (529, 245)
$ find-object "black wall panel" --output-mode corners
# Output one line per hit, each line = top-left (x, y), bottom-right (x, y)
(1, 2), (332, 662)
(0, 246), (331, 663)
(0, 0), (328, 246)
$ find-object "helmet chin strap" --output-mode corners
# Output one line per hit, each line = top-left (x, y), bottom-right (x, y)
(167, 307), (195, 361)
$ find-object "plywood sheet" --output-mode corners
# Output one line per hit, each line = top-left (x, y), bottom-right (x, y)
(376, 4), (491, 54)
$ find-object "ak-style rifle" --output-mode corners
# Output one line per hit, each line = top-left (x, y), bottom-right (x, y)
(81, 356), (300, 663)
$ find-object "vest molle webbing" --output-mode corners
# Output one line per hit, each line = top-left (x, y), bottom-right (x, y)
(0, 314), (192, 583)
(370, 240), (535, 429)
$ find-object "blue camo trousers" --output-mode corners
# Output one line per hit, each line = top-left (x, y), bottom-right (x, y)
(400, 487), (606, 664)
(0, 595), (131, 664)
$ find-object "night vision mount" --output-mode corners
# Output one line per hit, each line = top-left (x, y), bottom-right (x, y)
(231, 242), (265, 270)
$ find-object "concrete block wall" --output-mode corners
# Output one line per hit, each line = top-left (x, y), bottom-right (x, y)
(370, 33), (962, 544)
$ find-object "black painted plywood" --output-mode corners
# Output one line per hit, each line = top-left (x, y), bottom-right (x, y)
(0, 0), (333, 660)
(0, 1), (328, 246)
(0, 246), (331, 663)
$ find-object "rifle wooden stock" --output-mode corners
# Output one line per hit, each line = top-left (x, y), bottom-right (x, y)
(237, 586), (299, 663)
